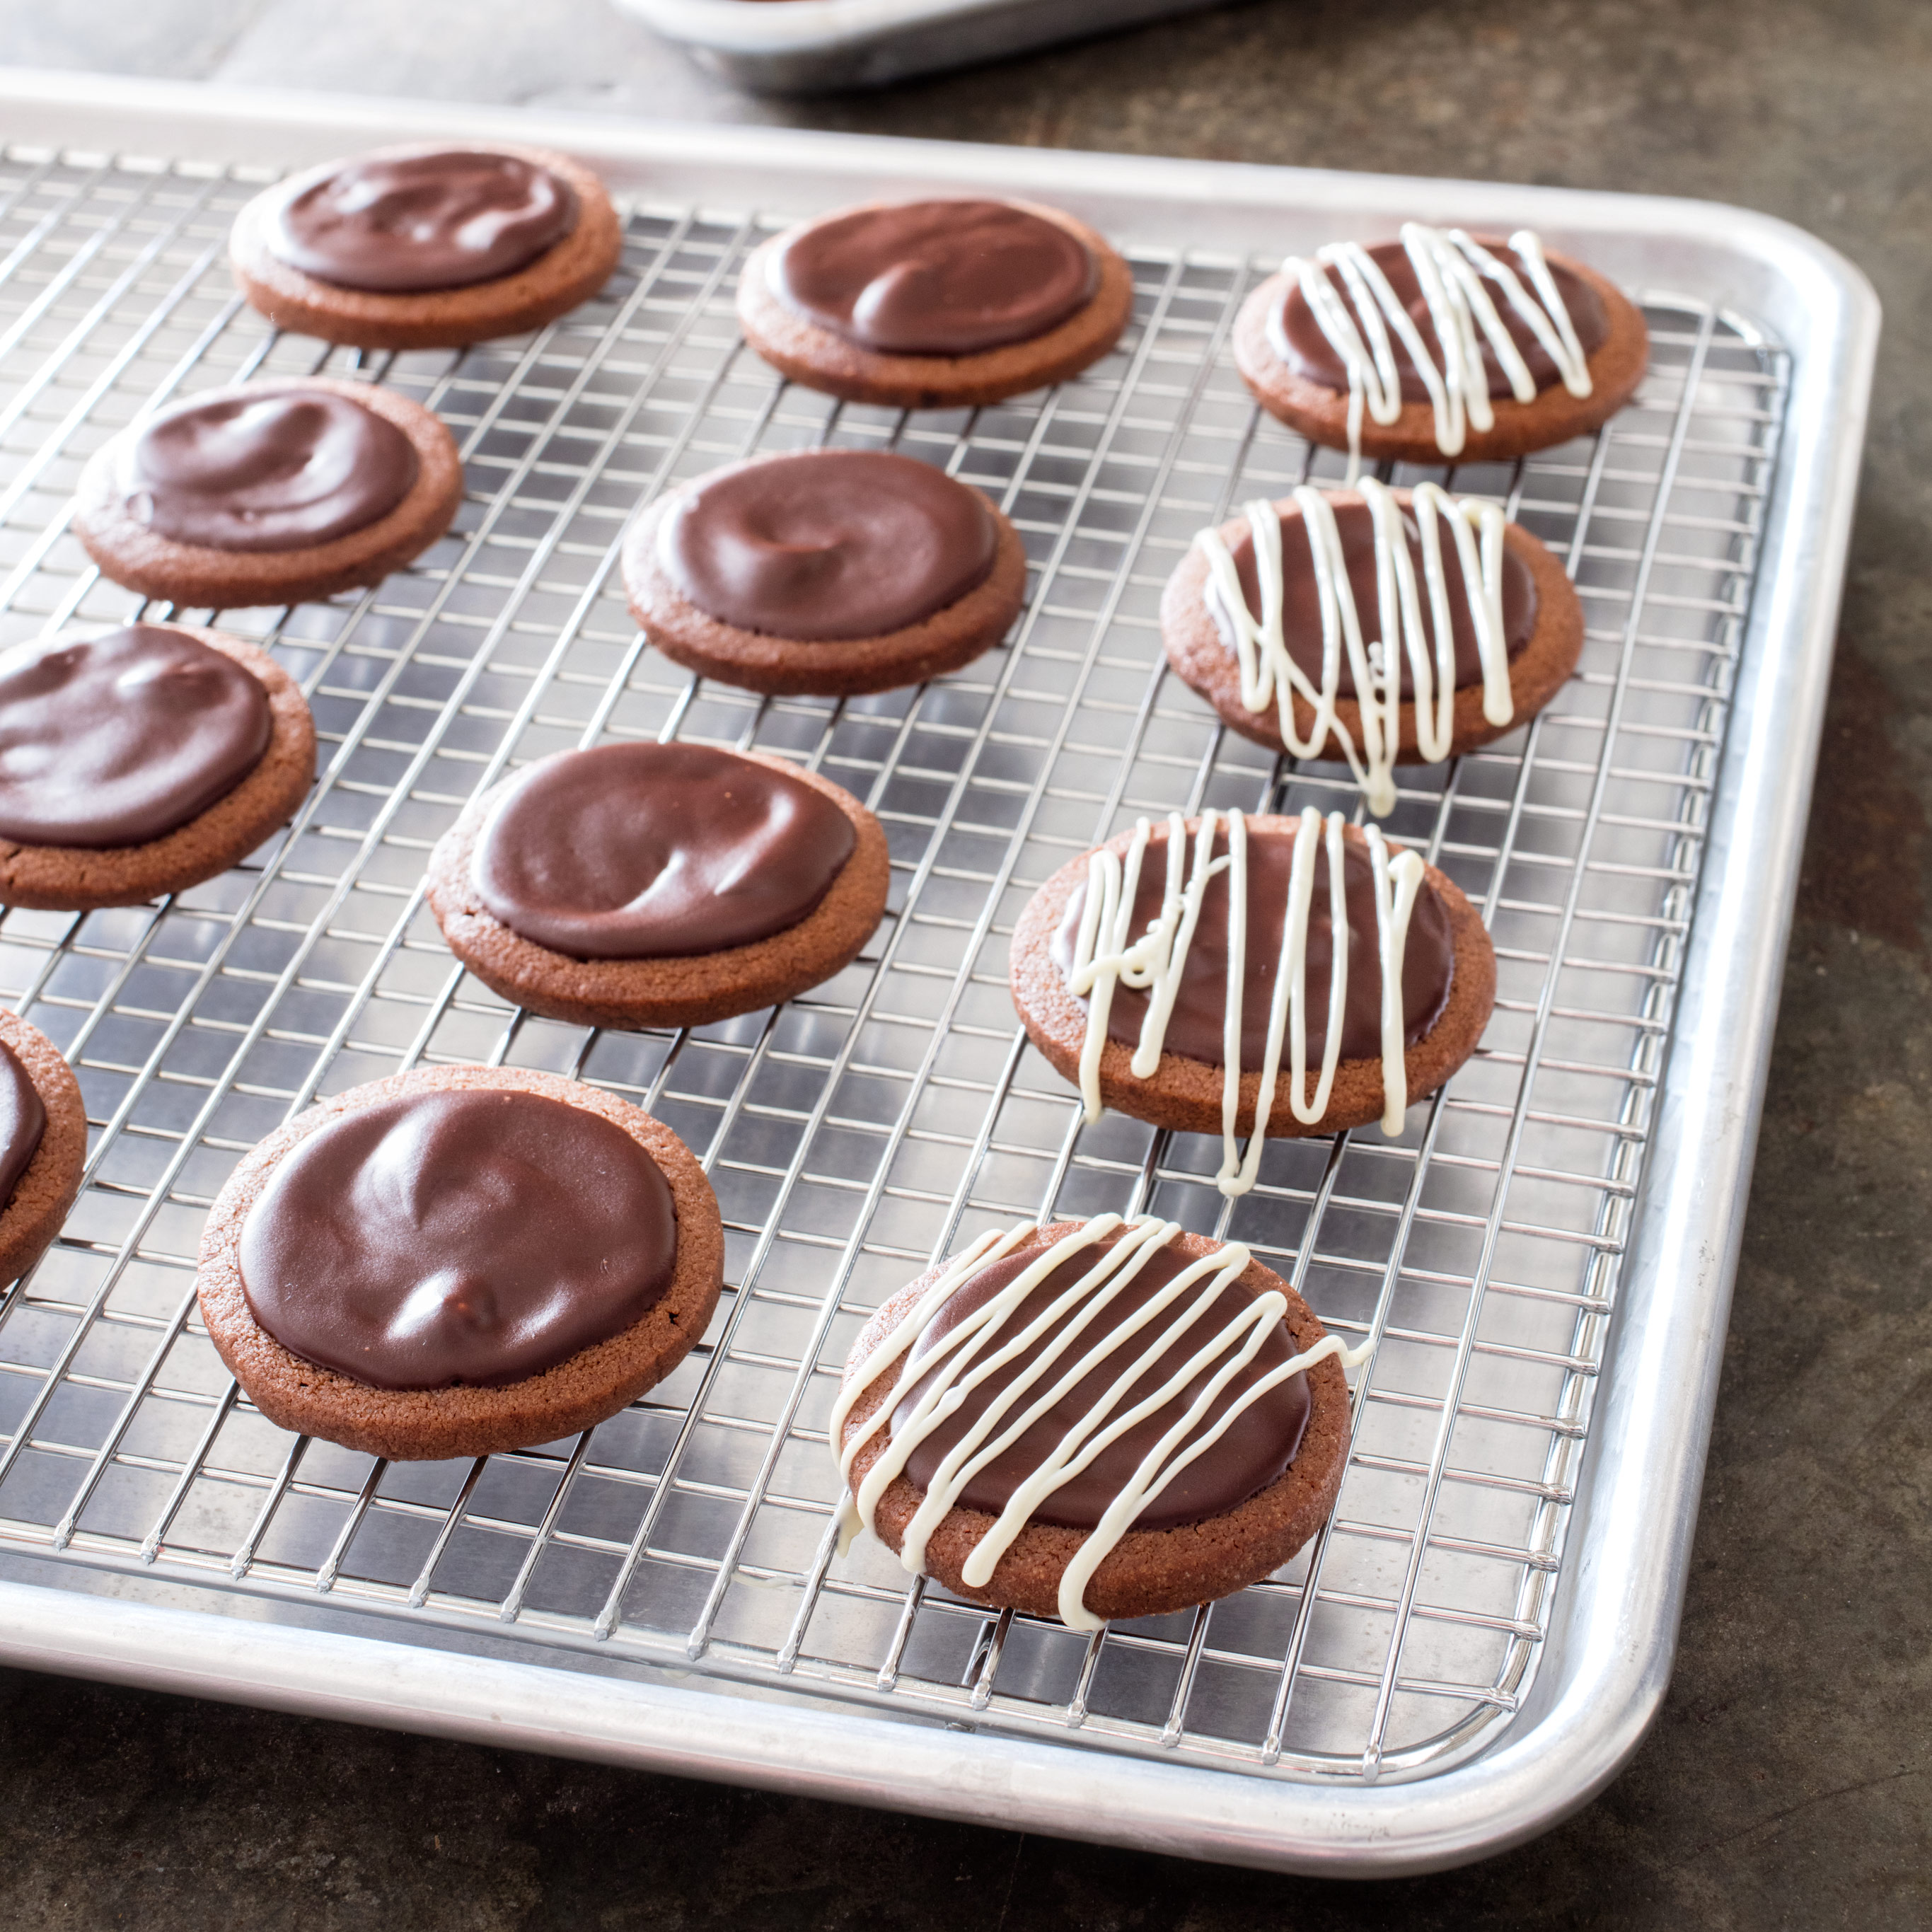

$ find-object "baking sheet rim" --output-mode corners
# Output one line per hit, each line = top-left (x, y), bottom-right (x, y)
(0, 69), (1882, 1875)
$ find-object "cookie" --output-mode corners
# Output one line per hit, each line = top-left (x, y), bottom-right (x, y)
(737, 197), (1134, 410)
(1009, 809), (1495, 1178)
(623, 449), (1027, 698)
(74, 378), (463, 610)
(0, 1009), (87, 1287)
(1161, 482), (1585, 815)
(835, 1213), (1353, 1627)
(229, 144), (624, 350)
(195, 1064), (725, 1462)
(425, 740), (891, 1031)
(1232, 224), (1648, 469)
(0, 622), (316, 912)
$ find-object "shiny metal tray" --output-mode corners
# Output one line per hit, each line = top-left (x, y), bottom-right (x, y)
(0, 69), (1878, 1876)
(608, 0), (1226, 94)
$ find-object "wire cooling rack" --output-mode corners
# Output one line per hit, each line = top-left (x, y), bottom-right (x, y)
(0, 139), (1787, 1786)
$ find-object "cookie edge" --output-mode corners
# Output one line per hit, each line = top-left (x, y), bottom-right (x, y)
(623, 486), (1027, 698)
(736, 201), (1135, 410)
(194, 1064), (727, 1461)
(424, 746), (891, 1030)
(1231, 252), (1650, 465)
(229, 145), (624, 350)
(1158, 494), (1586, 765)
(837, 1222), (1351, 1623)
(0, 1009), (87, 1288)
(73, 376), (465, 608)
(0, 622), (318, 912)
(1007, 816), (1498, 1140)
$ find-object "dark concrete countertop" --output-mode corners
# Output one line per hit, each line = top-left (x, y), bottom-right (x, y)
(1, 1), (1928, 1924)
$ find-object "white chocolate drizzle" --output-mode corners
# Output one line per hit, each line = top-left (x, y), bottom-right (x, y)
(1065, 806), (1426, 1195)
(1197, 479), (1512, 818)
(830, 1212), (1372, 1631)
(1271, 223), (1593, 480)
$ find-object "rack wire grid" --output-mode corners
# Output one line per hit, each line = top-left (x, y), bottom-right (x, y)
(0, 140), (1788, 1787)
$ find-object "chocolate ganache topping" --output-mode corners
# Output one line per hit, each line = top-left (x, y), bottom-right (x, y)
(894, 1238), (1311, 1531)
(1273, 237), (1608, 403)
(272, 149), (579, 294)
(771, 199), (1097, 356)
(1053, 820), (1454, 1068)
(1213, 496), (1538, 700)
(0, 626), (272, 849)
(660, 451), (998, 641)
(120, 388), (419, 553)
(473, 741), (856, 961)
(0, 1039), (46, 1211)
(238, 1086), (678, 1390)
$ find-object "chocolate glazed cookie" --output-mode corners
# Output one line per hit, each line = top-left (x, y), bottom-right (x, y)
(837, 1219), (1351, 1625)
(0, 1009), (86, 1287)
(229, 144), (623, 350)
(738, 197), (1134, 410)
(1233, 229), (1648, 467)
(426, 741), (891, 1031)
(74, 378), (463, 610)
(623, 449), (1027, 698)
(1162, 489), (1584, 768)
(196, 1065), (725, 1461)
(0, 623), (316, 912)
(1010, 815), (1496, 1143)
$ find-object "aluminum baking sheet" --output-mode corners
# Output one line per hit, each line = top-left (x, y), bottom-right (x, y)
(608, 0), (1227, 95)
(0, 71), (1878, 1876)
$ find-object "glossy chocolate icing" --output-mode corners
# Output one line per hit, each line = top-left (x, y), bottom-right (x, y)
(238, 1086), (677, 1390)
(272, 149), (579, 294)
(473, 741), (856, 961)
(0, 1039), (46, 1211)
(0, 626), (272, 850)
(1212, 496), (1538, 699)
(120, 388), (418, 553)
(660, 450), (998, 641)
(1274, 238), (1608, 403)
(894, 1240), (1312, 1531)
(771, 199), (1097, 356)
(1052, 821), (1454, 1069)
